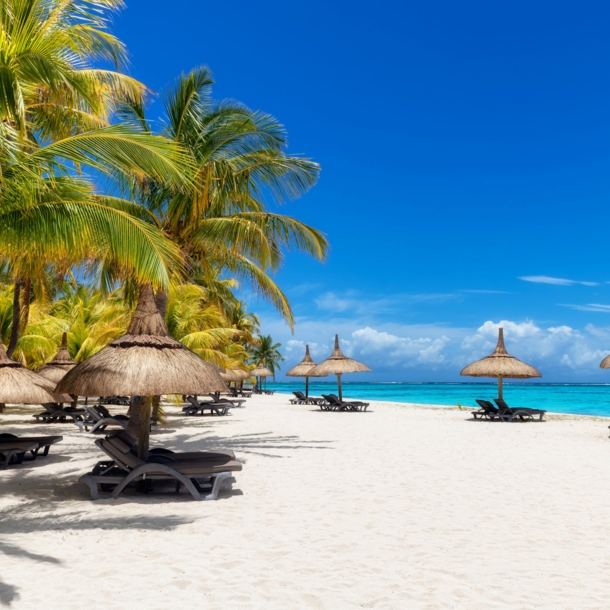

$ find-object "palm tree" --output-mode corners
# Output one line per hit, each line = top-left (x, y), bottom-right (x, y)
(250, 334), (284, 388)
(125, 67), (328, 327)
(0, 0), (194, 354)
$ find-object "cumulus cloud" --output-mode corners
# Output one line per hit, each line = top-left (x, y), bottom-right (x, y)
(460, 320), (609, 371)
(349, 327), (450, 367)
(519, 275), (599, 286)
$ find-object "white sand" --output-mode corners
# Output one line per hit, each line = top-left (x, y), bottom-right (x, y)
(2, 394), (610, 609)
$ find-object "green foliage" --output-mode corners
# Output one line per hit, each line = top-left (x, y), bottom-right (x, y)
(250, 334), (284, 377)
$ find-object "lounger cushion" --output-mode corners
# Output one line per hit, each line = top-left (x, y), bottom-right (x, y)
(171, 459), (243, 476)
(108, 436), (133, 454)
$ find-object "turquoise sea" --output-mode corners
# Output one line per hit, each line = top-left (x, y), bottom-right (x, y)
(266, 381), (610, 418)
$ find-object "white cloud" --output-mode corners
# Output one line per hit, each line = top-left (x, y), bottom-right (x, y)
(519, 275), (599, 286)
(460, 320), (610, 372)
(315, 292), (355, 313)
(348, 327), (450, 367)
(561, 303), (610, 313)
(285, 340), (305, 352)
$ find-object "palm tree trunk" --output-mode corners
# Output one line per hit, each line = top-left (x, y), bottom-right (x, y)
(20, 278), (31, 333)
(152, 290), (167, 428)
(155, 289), (168, 320)
(152, 395), (160, 421)
(7, 280), (22, 357)
(127, 396), (142, 437)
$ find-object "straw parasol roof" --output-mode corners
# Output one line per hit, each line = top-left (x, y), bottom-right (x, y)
(599, 354), (610, 369)
(308, 335), (371, 401)
(250, 364), (273, 377)
(57, 285), (227, 397)
(460, 327), (541, 399)
(308, 335), (371, 376)
(286, 344), (327, 398)
(36, 332), (77, 384)
(0, 344), (72, 405)
(220, 369), (248, 382)
(460, 328), (541, 379)
(286, 345), (328, 378)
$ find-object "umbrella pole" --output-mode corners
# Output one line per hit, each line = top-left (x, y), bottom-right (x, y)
(498, 376), (503, 400)
(337, 373), (342, 402)
(138, 395), (152, 460)
(305, 376), (309, 398)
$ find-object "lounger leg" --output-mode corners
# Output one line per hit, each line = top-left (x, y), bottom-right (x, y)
(198, 472), (232, 500)
(110, 464), (204, 500)
(79, 474), (102, 500)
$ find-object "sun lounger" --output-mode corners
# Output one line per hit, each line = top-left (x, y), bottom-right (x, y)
(0, 434), (63, 461)
(111, 430), (237, 462)
(183, 396), (240, 416)
(99, 396), (130, 406)
(321, 394), (369, 412)
(34, 403), (85, 423)
(79, 432), (242, 500)
(494, 398), (546, 422)
(75, 405), (129, 433)
(0, 441), (39, 469)
(228, 388), (252, 398)
(290, 391), (325, 405)
(472, 399), (501, 420)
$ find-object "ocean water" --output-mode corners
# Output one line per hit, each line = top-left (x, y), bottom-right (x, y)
(266, 381), (610, 418)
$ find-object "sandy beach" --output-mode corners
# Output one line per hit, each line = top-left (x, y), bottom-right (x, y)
(2, 394), (610, 609)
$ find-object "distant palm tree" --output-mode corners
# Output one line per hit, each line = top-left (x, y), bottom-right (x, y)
(250, 334), (284, 388)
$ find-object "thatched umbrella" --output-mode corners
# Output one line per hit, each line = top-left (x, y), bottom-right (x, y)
(250, 363), (273, 390)
(36, 333), (77, 384)
(57, 285), (227, 458)
(460, 327), (541, 399)
(0, 344), (72, 412)
(308, 335), (371, 401)
(219, 369), (247, 393)
(220, 369), (243, 383)
(600, 353), (610, 369)
(285, 344), (328, 397)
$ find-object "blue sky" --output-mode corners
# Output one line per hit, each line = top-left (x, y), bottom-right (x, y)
(117, 0), (610, 381)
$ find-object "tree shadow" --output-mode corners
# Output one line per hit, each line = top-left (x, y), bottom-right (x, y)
(166, 430), (335, 458)
(0, 539), (63, 606)
(0, 580), (18, 606)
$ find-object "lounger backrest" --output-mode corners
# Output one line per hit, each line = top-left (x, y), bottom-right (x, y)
(96, 405), (112, 418)
(84, 406), (102, 422)
(475, 399), (497, 412)
(294, 392), (305, 399)
(187, 396), (200, 408)
(494, 398), (511, 411)
(98, 436), (144, 471)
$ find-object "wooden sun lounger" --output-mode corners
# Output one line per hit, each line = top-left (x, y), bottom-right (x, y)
(79, 433), (242, 501)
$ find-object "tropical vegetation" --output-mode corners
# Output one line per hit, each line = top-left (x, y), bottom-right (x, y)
(0, 0), (326, 389)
